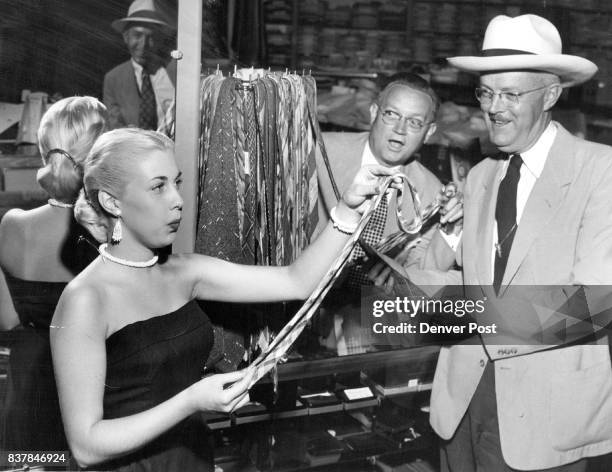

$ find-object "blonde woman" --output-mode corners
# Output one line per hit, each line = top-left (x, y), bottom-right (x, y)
(51, 128), (397, 470)
(0, 96), (107, 450)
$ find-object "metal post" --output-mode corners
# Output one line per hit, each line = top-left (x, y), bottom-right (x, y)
(173, 0), (202, 252)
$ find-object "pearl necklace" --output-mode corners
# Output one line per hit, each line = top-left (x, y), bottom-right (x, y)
(48, 198), (74, 208)
(98, 243), (158, 268)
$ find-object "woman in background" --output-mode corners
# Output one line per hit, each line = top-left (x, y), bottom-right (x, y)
(0, 96), (107, 450)
(51, 127), (395, 471)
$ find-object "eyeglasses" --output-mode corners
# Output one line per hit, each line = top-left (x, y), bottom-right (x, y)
(379, 109), (432, 132)
(475, 85), (550, 106)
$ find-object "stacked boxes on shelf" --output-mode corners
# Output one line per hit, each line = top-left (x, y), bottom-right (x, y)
(264, 0), (612, 95)
(264, 0), (293, 67)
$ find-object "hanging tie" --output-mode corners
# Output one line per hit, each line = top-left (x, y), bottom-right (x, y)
(493, 153), (523, 293)
(346, 193), (389, 291)
(139, 69), (157, 130)
(248, 175), (422, 386)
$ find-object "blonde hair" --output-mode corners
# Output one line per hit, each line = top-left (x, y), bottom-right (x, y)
(74, 128), (174, 242)
(37, 96), (108, 202)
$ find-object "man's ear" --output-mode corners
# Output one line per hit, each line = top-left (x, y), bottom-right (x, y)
(543, 83), (563, 112)
(98, 190), (121, 217)
(424, 122), (437, 144)
(369, 102), (379, 126)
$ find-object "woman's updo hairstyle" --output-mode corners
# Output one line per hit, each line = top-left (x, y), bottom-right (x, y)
(74, 128), (174, 243)
(37, 96), (108, 203)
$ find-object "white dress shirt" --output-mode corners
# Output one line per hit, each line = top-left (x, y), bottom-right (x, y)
(361, 141), (384, 167)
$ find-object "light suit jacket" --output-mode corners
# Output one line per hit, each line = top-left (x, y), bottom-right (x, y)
(429, 124), (612, 470)
(103, 59), (177, 130)
(315, 132), (444, 260)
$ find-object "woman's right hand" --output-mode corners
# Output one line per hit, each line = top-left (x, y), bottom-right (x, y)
(187, 369), (253, 413)
(336, 164), (400, 227)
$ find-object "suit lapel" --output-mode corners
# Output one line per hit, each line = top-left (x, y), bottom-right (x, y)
(500, 125), (575, 293)
(476, 161), (505, 285)
(337, 135), (367, 195)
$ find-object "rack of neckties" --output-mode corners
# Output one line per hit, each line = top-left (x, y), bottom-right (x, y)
(195, 67), (330, 266)
(195, 67), (339, 374)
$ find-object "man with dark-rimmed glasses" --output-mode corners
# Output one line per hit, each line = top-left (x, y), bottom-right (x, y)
(316, 73), (463, 294)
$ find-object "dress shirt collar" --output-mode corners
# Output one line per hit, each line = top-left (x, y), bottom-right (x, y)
(361, 140), (379, 166)
(131, 59), (144, 76)
(513, 120), (557, 180)
(361, 140), (409, 173)
(131, 59), (163, 80)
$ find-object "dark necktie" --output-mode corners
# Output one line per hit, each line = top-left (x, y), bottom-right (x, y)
(346, 193), (388, 291)
(493, 153), (523, 293)
(139, 70), (157, 130)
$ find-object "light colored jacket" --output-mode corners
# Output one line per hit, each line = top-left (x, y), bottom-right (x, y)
(430, 124), (612, 470)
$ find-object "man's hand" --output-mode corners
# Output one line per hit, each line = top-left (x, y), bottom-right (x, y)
(367, 238), (421, 295)
(437, 183), (463, 235)
(367, 241), (415, 294)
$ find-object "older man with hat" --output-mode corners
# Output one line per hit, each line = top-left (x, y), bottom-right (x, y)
(410, 14), (612, 472)
(103, 0), (176, 130)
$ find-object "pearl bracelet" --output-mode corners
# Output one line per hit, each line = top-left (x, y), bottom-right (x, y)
(330, 206), (358, 235)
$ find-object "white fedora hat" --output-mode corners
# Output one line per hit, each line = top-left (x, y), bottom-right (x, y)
(112, 0), (174, 34)
(447, 14), (597, 87)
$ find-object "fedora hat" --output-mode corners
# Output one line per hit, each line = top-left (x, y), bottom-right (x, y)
(447, 14), (597, 87)
(112, 0), (174, 34)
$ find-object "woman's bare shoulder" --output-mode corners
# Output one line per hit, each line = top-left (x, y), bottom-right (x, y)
(0, 206), (49, 230)
(0, 206), (61, 253)
(53, 266), (107, 334)
(0, 208), (26, 238)
(0, 209), (28, 265)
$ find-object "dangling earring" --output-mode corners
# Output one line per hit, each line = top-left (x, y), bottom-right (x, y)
(111, 218), (122, 244)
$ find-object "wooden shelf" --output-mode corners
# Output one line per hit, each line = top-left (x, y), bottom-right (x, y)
(562, 6), (612, 14)
(414, 29), (481, 37)
(319, 26), (407, 34)
(311, 70), (380, 79)
(569, 43), (612, 50)
(0, 154), (41, 170)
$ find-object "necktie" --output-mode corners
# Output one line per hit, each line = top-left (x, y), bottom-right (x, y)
(346, 193), (389, 291)
(139, 70), (157, 130)
(248, 177), (397, 386)
(493, 153), (523, 292)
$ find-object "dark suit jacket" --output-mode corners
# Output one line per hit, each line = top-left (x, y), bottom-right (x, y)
(103, 59), (177, 130)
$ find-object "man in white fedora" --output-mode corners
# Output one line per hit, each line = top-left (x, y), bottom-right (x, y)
(103, 0), (176, 130)
(408, 14), (612, 471)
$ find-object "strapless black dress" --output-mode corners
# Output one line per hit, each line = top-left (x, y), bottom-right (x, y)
(1, 272), (68, 451)
(92, 300), (215, 471)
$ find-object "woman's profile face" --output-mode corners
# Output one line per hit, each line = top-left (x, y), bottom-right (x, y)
(118, 148), (183, 249)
